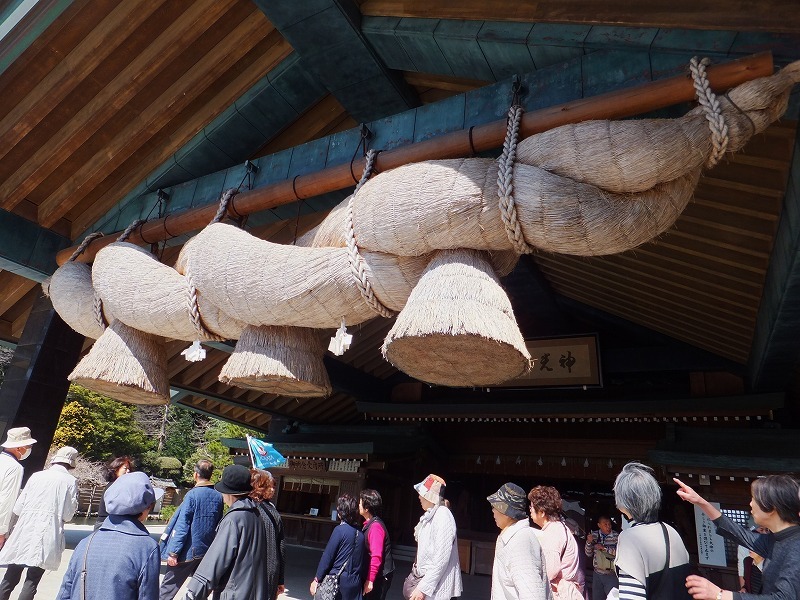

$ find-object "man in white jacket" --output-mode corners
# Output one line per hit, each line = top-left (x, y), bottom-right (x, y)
(488, 483), (552, 600)
(0, 427), (36, 551)
(0, 446), (78, 600)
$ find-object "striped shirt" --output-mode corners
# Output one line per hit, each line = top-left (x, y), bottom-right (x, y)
(618, 568), (646, 600)
(584, 529), (619, 573)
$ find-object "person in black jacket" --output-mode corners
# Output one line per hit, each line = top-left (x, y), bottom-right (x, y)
(250, 469), (285, 600)
(677, 474), (800, 600)
(359, 489), (395, 600)
(185, 465), (269, 600)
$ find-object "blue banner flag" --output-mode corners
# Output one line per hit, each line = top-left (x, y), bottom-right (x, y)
(247, 435), (287, 469)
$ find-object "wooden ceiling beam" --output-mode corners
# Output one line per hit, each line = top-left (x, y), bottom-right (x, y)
(359, 1), (800, 33)
(170, 383), (293, 418)
(403, 71), (490, 93)
(0, 0), (236, 211)
(652, 235), (771, 274)
(42, 19), (287, 231)
(254, 0), (418, 123)
(551, 269), (756, 326)
(0, 274), (37, 316)
(0, 0), (172, 204)
(623, 248), (765, 289)
(538, 257), (760, 318)
(256, 94), (356, 156)
(66, 29), (292, 238)
(171, 351), (228, 387)
(675, 214), (774, 244)
(0, 319), (12, 341)
(0, 0), (109, 114)
(590, 253), (761, 304)
(553, 287), (750, 362)
(550, 275), (754, 340)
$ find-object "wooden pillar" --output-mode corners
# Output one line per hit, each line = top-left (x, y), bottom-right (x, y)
(0, 292), (84, 479)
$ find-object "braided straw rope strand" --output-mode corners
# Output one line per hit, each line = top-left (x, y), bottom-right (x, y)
(117, 219), (145, 243)
(346, 149), (395, 318)
(690, 57), (730, 168)
(68, 231), (104, 263)
(182, 187), (241, 342)
(184, 270), (225, 342)
(93, 292), (107, 332)
(211, 188), (239, 224)
(498, 104), (533, 254)
(66, 232), (109, 331)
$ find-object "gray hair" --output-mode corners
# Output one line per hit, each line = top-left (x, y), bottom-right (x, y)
(613, 462), (661, 523)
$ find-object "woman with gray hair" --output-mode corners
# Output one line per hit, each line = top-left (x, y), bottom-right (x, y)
(613, 462), (691, 600)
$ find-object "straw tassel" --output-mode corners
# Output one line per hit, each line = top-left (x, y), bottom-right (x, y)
(382, 249), (531, 386)
(219, 325), (332, 397)
(69, 320), (169, 405)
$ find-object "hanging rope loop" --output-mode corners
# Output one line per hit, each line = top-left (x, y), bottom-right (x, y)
(345, 148), (395, 318)
(67, 232), (104, 262)
(116, 219), (145, 243)
(497, 101), (533, 255)
(210, 188), (240, 225)
(689, 56), (730, 168)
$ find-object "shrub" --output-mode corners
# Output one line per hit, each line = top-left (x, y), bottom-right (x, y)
(160, 504), (178, 522)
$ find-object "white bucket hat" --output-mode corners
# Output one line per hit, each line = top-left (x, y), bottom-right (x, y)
(1, 427), (37, 449)
(50, 446), (79, 468)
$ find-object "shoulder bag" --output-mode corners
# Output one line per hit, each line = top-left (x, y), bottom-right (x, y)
(316, 527), (357, 600)
(646, 523), (691, 600)
(402, 564), (423, 600)
(593, 533), (616, 571)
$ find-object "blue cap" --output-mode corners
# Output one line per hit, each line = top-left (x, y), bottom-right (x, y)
(104, 472), (156, 516)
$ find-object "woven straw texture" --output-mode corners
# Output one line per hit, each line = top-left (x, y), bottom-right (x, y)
(344, 62), (798, 257)
(178, 223), (428, 328)
(46, 261), (106, 339)
(69, 320), (169, 405)
(45, 61), (800, 396)
(299, 199), (521, 276)
(219, 325), (332, 397)
(382, 249), (531, 386)
(515, 63), (797, 194)
(93, 242), (245, 341)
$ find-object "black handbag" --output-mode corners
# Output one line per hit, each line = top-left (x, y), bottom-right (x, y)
(315, 569), (344, 600)
(316, 528), (357, 600)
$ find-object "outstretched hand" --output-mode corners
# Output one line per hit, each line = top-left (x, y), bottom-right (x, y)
(674, 478), (704, 505)
(686, 575), (725, 599)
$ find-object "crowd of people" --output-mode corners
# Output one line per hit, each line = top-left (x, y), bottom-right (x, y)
(0, 425), (799, 600)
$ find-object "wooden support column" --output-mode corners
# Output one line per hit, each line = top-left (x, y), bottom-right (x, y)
(0, 293), (84, 478)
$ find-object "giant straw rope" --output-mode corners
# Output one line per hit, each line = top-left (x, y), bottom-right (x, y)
(45, 60), (800, 403)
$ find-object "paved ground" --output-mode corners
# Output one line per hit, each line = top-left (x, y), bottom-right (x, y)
(0, 523), (492, 599)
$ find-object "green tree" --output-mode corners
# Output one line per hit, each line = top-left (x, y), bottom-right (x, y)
(51, 401), (95, 453)
(54, 385), (155, 463)
(162, 406), (203, 463)
(181, 420), (259, 484)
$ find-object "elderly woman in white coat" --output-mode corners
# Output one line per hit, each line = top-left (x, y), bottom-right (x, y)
(407, 474), (462, 600)
(488, 483), (552, 600)
(0, 446), (78, 600)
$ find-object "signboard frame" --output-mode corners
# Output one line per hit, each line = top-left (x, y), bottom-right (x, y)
(497, 334), (602, 388)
